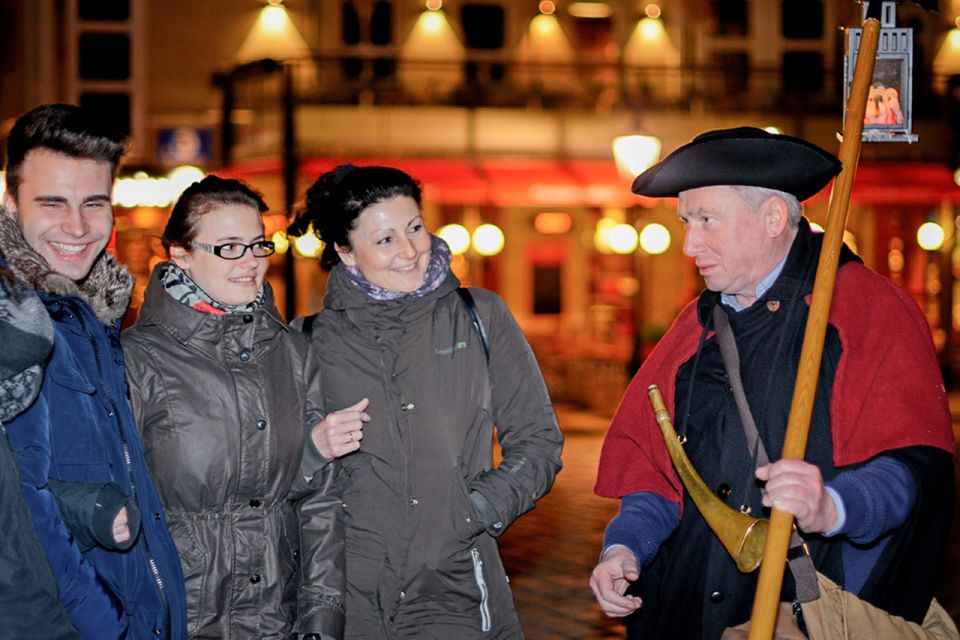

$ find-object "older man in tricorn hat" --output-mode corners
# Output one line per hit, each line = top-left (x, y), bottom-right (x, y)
(589, 127), (956, 639)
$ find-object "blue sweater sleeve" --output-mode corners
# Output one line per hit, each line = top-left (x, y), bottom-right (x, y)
(602, 492), (680, 568)
(826, 455), (916, 545)
(7, 395), (128, 638)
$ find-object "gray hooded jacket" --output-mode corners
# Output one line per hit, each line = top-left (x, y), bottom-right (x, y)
(295, 265), (562, 639)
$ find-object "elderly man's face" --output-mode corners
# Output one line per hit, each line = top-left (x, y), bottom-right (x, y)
(678, 185), (787, 307)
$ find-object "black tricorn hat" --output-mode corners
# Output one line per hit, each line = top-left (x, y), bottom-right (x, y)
(631, 127), (842, 202)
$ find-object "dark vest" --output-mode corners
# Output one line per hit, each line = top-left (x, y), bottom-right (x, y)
(629, 222), (857, 640)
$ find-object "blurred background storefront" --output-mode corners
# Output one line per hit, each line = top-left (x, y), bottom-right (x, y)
(4, 0), (960, 410)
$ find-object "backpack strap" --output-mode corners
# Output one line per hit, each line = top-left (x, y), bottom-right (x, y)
(457, 287), (490, 362)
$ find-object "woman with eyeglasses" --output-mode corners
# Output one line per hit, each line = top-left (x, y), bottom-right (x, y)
(122, 176), (344, 640)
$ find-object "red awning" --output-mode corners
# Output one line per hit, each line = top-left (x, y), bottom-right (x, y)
(223, 157), (960, 208)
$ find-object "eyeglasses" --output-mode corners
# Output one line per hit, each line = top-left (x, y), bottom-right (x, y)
(191, 240), (276, 260)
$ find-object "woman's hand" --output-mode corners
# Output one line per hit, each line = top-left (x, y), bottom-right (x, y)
(310, 398), (370, 459)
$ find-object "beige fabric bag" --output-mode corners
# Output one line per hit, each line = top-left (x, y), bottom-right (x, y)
(721, 573), (959, 640)
(800, 572), (959, 640)
(721, 602), (808, 639)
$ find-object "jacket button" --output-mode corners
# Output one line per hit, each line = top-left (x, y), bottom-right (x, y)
(256, 419), (267, 431)
(401, 402), (415, 411)
(409, 498), (418, 506)
(153, 628), (161, 636)
(716, 483), (732, 499)
(710, 590), (724, 604)
(249, 499), (261, 508)
(154, 512), (161, 520)
(250, 573), (261, 584)
(239, 351), (251, 362)
(243, 314), (253, 323)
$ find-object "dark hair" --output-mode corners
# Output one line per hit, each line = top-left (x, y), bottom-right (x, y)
(4, 104), (126, 200)
(162, 175), (269, 255)
(288, 165), (422, 270)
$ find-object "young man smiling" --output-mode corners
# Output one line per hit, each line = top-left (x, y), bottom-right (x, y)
(0, 104), (186, 639)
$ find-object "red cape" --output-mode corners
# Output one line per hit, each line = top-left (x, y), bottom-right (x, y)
(595, 262), (956, 501)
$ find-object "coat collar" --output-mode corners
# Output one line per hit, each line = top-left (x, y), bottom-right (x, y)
(323, 262), (461, 313)
(696, 218), (862, 326)
(0, 208), (133, 325)
(133, 262), (286, 347)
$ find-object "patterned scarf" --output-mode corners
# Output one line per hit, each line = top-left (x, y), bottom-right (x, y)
(158, 262), (263, 315)
(343, 234), (451, 301)
(0, 263), (54, 421)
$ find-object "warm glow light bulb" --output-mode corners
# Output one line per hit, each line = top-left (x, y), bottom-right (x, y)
(639, 223), (671, 255)
(261, 5), (287, 33)
(472, 224), (505, 256)
(917, 222), (945, 251)
(425, 0), (442, 9)
(612, 134), (662, 179)
(293, 231), (323, 258)
(421, 9), (444, 33)
(593, 217), (618, 254)
(639, 17), (662, 40)
(645, 4), (662, 19)
(531, 14), (558, 37)
(167, 165), (205, 199)
(538, 1), (556, 15)
(271, 230), (290, 254)
(608, 223), (639, 255)
(438, 224), (470, 255)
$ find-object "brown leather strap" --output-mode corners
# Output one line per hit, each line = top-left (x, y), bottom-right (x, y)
(712, 304), (820, 604)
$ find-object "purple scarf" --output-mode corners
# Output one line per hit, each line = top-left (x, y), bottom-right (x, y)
(343, 234), (451, 301)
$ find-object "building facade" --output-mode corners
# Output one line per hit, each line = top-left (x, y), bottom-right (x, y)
(3, 0), (960, 406)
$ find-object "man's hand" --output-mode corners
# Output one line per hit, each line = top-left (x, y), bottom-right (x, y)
(589, 546), (643, 617)
(310, 398), (370, 459)
(756, 459), (838, 534)
(112, 506), (131, 545)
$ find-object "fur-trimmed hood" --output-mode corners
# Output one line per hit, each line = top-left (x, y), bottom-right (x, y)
(0, 209), (133, 324)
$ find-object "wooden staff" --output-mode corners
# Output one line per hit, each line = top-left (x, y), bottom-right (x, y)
(745, 12), (882, 640)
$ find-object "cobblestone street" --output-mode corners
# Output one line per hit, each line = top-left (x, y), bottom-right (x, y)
(499, 402), (960, 639)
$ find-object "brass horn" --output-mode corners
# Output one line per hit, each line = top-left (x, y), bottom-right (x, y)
(647, 384), (768, 572)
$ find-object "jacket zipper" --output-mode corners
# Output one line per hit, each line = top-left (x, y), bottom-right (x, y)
(76, 309), (171, 639)
(470, 547), (492, 632)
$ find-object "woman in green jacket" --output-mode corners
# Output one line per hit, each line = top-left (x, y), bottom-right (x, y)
(290, 165), (564, 639)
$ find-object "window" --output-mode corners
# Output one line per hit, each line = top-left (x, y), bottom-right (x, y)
(782, 0), (823, 39)
(78, 0), (129, 21)
(533, 265), (562, 315)
(341, 1), (394, 80)
(461, 4), (505, 50)
(461, 3), (506, 83)
(782, 52), (823, 92)
(79, 33), (130, 80)
(707, 0), (749, 37)
(80, 92), (130, 137)
(714, 51), (749, 94)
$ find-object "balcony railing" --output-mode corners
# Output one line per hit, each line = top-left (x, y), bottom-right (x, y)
(219, 51), (947, 118)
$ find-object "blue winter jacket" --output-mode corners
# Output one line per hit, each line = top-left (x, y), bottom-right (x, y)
(0, 217), (187, 640)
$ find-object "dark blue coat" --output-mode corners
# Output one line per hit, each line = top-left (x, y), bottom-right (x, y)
(0, 239), (187, 640)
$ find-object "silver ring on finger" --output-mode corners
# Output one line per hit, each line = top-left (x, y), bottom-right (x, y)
(346, 431), (353, 442)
